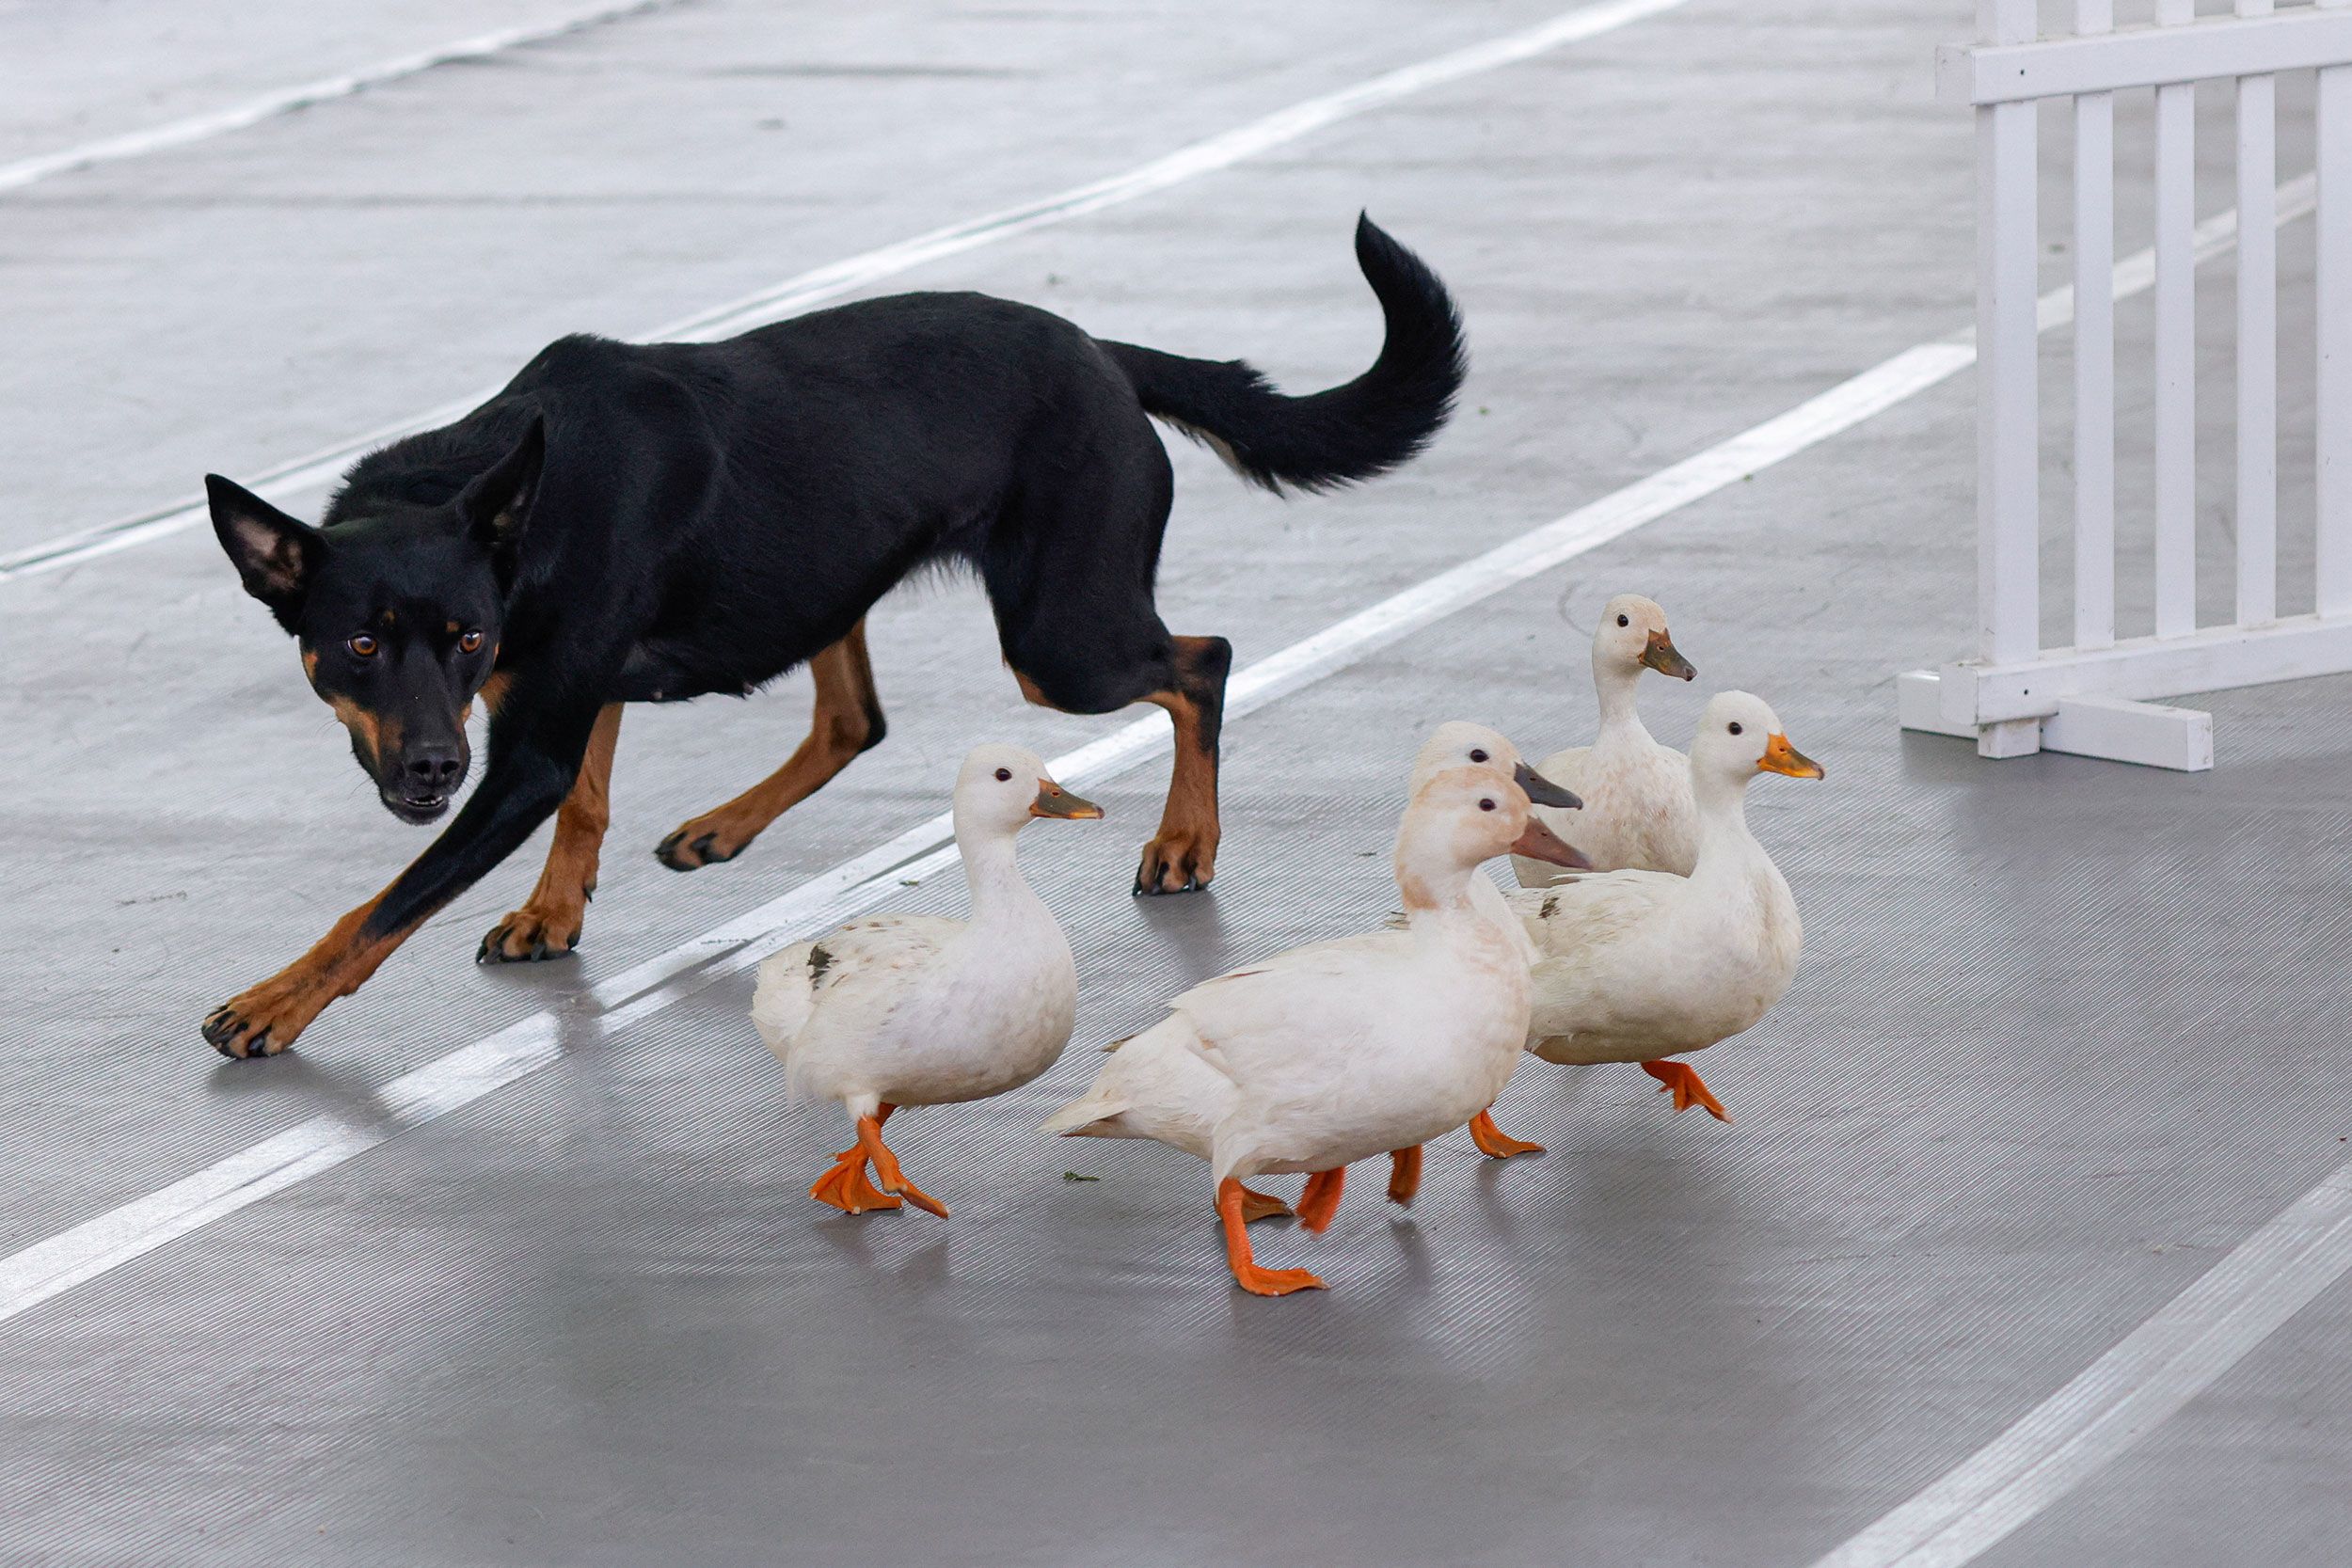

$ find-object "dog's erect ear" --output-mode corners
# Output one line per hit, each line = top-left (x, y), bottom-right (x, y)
(459, 417), (545, 593)
(207, 475), (325, 633)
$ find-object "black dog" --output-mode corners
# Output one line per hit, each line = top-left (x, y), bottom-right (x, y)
(201, 215), (1466, 1056)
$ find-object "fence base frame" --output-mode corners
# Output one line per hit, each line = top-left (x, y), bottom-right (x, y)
(1900, 670), (2217, 770)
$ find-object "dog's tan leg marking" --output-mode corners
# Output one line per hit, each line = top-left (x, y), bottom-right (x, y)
(1134, 635), (1228, 895)
(657, 622), (884, 871)
(202, 889), (414, 1057)
(479, 702), (622, 962)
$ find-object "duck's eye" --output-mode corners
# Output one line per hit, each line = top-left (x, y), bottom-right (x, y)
(1728, 721), (1743, 736)
(347, 634), (377, 658)
(1469, 748), (1489, 763)
(1616, 613), (1630, 627)
(1478, 798), (1497, 812)
(458, 629), (485, 655)
(994, 768), (1012, 782)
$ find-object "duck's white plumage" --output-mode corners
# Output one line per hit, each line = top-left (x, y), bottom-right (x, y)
(1514, 592), (1700, 886)
(1506, 691), (1814, 1069)
(752, 744), (1089, 1128)
(1044, 765), (1543, 1188)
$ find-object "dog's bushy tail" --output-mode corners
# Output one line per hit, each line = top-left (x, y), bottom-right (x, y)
(1099, 214), (1467, 495)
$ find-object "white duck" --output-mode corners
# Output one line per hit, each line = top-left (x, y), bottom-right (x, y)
(1406, 722), (1583, 1160)
(1499, 691), (1820, 1129)
(1043, 765), (1585, 1295)
(1512, 593), (1700, 888)
(752, 743), (1100, 1219)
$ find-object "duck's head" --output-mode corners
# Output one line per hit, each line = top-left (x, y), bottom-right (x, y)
(1396, 766), (1588, 908)
(1593, 593), (1696, 684)
(1690, 691), (1824, 788)
(1410, 721), (1583, 810)
(954, 743), (1104, 836)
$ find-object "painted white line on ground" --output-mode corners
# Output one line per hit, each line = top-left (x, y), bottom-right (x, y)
(1811, 1157), (2352, 1568)
(0, 0), (1691, 584)
(0, 1), (675, 197)
(0, 167), (2318, 1328)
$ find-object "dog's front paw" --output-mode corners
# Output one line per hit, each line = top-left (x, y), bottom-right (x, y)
(655, 817), (752, 872)
(203, 975), (330, 1058)
(477, 905), (581, 964)
(1134, 831), (1217, 896)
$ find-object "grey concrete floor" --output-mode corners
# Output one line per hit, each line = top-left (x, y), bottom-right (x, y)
(3, 2), (2349, 1565)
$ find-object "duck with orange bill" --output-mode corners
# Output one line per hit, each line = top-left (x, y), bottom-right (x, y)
(1490, 691), (1821, 1132)
(1511, 592), (1700, 889)
(1042, 756), (1586, 1296)
(752, 743), (1101, 1220)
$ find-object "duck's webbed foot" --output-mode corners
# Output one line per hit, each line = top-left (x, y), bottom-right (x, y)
(1640, 1058), (1730, 1122)
(1468, 1107), (1546, 1159)
(1217, 1179), (1325, 1296)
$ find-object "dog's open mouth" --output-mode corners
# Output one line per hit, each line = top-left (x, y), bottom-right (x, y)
(385, 791), (452, 824)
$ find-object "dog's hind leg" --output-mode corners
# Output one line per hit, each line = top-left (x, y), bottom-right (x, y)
(1136, 634), (1230, 895)
(656, 621), (885, 872)
(479, 702), (622, 962)
(1000, 615), (1231, 896)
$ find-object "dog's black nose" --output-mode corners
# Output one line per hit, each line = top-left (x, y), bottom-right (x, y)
(404, 748), (465, 791)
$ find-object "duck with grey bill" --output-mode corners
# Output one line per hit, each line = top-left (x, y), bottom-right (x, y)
(1514, 592), (1703, 888)
(1044, 758), (1578, 1295)
(751, 744), (1101, 1220)
(1390, 721), (1590, 1164)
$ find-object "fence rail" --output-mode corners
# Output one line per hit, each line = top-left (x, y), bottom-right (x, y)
(1902, 0), (2352, 769)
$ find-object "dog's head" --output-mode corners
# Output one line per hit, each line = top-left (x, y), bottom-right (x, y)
(206, 420), (543, 824)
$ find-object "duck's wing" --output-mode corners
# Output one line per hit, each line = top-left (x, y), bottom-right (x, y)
(1163, 934), (1409, 1084)
(750, 914), (962, 1059)
(1502, 873), (1681, 958)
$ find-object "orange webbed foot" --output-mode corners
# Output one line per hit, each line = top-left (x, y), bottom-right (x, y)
(1640, 1058), (1730, 1122)
(809, 1148), (902, 1214)
(857, 1112), (950, 1218)
(1386, 1146), (1422, 1208)
(1236, 1185), (1292, 1224)
(1468, 1108), (1546, 1159)
(1217, 1179), (1327, 1295)
(1295, 1168), (1345, 1234)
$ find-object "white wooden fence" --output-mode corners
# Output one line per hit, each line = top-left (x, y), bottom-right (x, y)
(1901, 0), (2352, 768)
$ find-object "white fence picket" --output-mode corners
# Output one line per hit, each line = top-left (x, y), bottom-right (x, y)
(2152, 0), (2197, 642)
(2321, 0), (2352, 615)
(2237, 0), (2278, 628)
(2075, 0), (2117, 652)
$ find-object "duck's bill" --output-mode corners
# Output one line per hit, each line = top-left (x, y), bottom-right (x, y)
(1513, 760), (1581, 810)
(1030, 779), (1104, 819)
(1757, 734), (1824, 780)
(1511, 817), (1592, 869)
(1642, 628), (1697, 681)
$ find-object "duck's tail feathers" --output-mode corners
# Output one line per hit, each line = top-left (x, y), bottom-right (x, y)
(1041, 1090), (1132, 1138)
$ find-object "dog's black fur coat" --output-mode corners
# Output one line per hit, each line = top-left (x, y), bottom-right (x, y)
(201, 215), (1465, 1055)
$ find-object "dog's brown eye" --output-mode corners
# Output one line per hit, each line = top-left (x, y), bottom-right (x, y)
(458, 629), (485, 654)
(347, 634), (377, 657)
(1469, 748), (1488, 763)
(994, 768), (1012, 782)
(1479, 798), (1496, 812)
